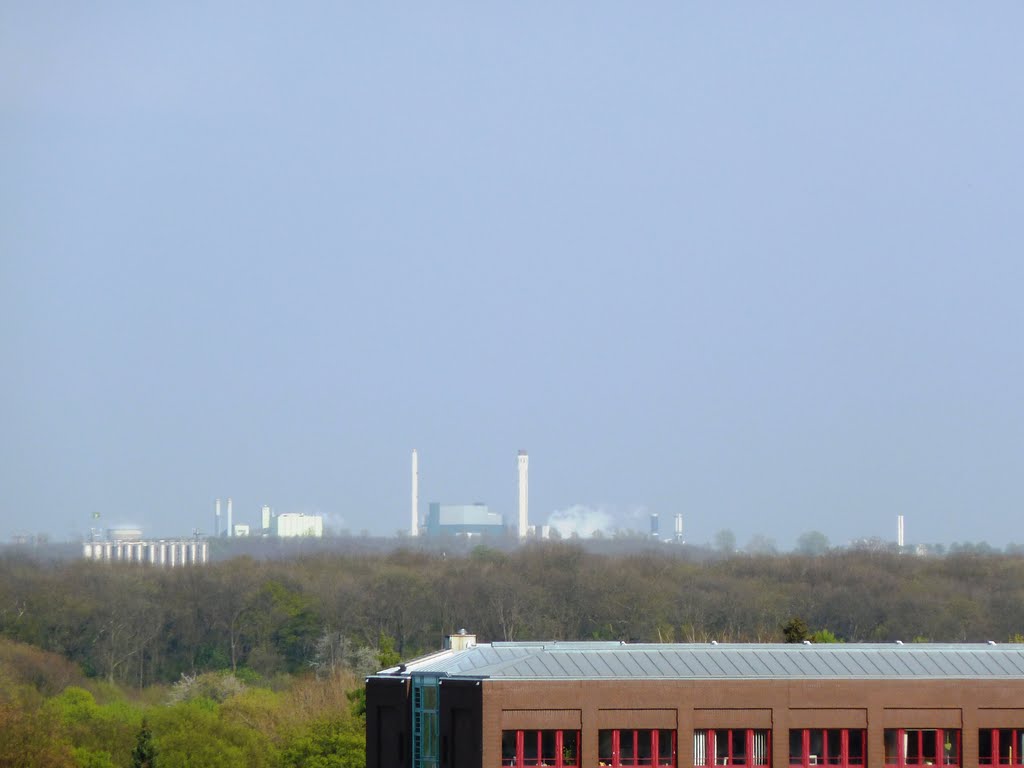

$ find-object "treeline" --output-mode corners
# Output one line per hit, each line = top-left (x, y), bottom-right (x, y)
(3, 544), (1024, 690)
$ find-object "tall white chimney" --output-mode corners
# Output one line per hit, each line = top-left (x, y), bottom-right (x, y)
(215, 498), (221, 537)
(517, 450), (529, 539)
(674, 513), (684, 544)
(898, 514), (905, 548)
(227, 497), (233, 537)
(262, 505), (271, 534)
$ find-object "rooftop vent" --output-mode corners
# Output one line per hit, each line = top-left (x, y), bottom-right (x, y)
(445, 629), (477, 651)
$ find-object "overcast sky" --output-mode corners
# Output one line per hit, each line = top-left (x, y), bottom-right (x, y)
(2, 3), (1022, 548)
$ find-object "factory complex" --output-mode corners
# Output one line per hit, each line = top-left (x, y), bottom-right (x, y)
(367, 636), (1024, 768)
(74, 446), (696, 560)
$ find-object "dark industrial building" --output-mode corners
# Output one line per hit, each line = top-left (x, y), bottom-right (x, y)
(425, 503), (506, 537)
(366, 636), (1024, 768)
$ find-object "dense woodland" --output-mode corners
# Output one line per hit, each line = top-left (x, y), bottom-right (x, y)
(3, 542), (1024, 767)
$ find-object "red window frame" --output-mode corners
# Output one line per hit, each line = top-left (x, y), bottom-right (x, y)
(884, 729), (961, 768)
(502, 729), (580, 767)
(598, 728), (677, 767)
(694, 729), (771, 766)
(789, 729), (866, 768)
(979, 729), (1024, 767)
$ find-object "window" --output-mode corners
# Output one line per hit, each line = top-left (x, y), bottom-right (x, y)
(598, 729), (676, 767)
(884, 729), (960, 768)
(980, 729), (1024, 766)
(695, 730), (770, 766)
(502, 730), (580, 767)
(789, 729), (866, 768)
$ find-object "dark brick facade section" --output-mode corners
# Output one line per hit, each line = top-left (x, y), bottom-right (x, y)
(368, 674), (1024, 768)
(366, 675), (410, 768)
(441, 679), (483, 768)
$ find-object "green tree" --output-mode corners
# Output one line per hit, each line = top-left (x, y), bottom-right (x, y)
(809, 628), (841, 643)
(783, 617), (809, 643)
(280, 719), (365, 768)
(714, 529), (737, 554)
(150, 699), (275, 768)
(132, 719), (156, 768)
(377, 632), (401, 669)
(795, 530), (830, 556)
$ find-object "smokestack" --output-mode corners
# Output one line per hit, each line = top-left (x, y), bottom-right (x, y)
(650, 513), (659, 539)
(214, 498), (221, 537)
(674, 513), (684, 544)
(898, 514), (905, 548)
(227, 497), (233, 538)
(411, 449), (419, 537)
(517, 450), (529, 539)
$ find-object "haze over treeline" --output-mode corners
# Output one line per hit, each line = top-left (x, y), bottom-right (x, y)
(3, 544), (1024, 690)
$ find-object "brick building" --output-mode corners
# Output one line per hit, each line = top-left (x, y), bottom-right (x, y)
(366, 636), (1024, 768)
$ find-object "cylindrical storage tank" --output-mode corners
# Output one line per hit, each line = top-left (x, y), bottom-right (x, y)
(189, 542), (198, 565)
(83, 543), (92, 559)
(168, 544), (177, 567)
(200, 541), (209, 564)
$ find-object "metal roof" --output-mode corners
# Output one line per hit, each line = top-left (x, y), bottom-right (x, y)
(378, 642), (1024, 681)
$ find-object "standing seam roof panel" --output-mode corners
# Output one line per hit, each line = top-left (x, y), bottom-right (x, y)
(769, 651), (806, 677)
(972, 652), (1008, 676)
(962, 651), (991, 675)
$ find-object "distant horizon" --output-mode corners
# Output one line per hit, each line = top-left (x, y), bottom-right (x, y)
(7, 506), (1013, 554)
(4, 4), (1022, 551)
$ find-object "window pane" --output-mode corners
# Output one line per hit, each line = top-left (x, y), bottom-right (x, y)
(600, 730), (614, 763)
(541, 731), (557, 762)
(999, 731), (1013, 765)
(502, 731), (518, 766)
(905, 730), (921, 765)
(826, 730), (843, 765)
(638, 730), (653, 761)
(921, 730), (938, 765)
(980, 730), (994, 765)
(422, 685), (437, 708)
(524, 730), (538, 763)
(884, 730), (899, 765)
(659, 730), (675, 762)
(753, 730), (770, 765)
(790, 731), (804, 765)
(943, 731), (959, 766)
(695, 730), (708, 766)
(809, 731), (823, 764)
(563, 731), (579, 766)
(622, 730), (636, 761)
(716, 732), (730, 765)
(848, 731), (865, 765)
(732, 731), (747, 765)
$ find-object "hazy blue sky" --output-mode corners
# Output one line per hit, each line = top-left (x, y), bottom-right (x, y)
(2, 4), (1022, 548)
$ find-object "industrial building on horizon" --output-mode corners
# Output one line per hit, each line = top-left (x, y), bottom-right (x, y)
(211, 500), (324, 539)
(409, 449), (535, 539)
(83, 528), (209, 566)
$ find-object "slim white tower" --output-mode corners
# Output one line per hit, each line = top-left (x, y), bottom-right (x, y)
(898, 515), (905, 548)
(262, 505), (271, 534)
(517, 450), (529, 539)
(674, 513), (684, 544)
(215, 498), (221, 537)
(227, 497), (233, 537)
(411, 449), (419, 537)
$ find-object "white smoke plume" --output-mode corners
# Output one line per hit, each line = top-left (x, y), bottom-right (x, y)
(547, 504), (613, 539)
